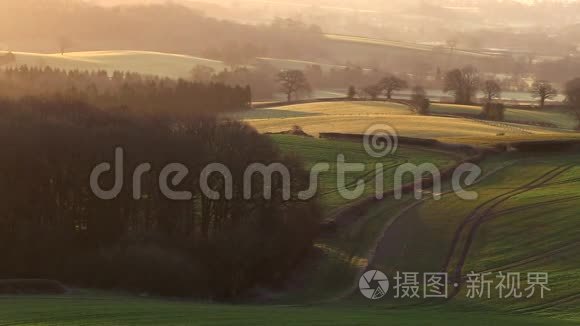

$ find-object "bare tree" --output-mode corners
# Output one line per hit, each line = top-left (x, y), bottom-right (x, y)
(444, 66), (480, 105)
(58, 36), (73, 55)
(531, 80), (558, 109)
(277, 70), (310, 102)
(380, 75), (408, 100)
(411, 85), (430, 115)
(482, 80), (502, 103)
(347, 85), (357, 99)
(362, 84), (382, 100)
(564, 78), (580, 129)
(446, 39), (458, 66)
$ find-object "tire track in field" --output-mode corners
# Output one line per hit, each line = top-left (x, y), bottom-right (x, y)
(443, 164), (575, 297)
(315, 159), (517, 303)
(541, 177), (580, 187)
(483, 195), (580, 221)
(319, 161), (403, 197)
(349, 161), (517, 299)
(434, 114), (535, 135)
(513, 293), (580, 314)
(472, 241), (580, 275)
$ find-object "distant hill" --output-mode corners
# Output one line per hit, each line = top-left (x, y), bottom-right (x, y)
(3, 51), (226, 79)
(1, 51), (361, 79)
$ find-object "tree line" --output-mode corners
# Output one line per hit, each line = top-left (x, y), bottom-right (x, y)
(338, 65), (580, 127)
(0, 96), (321, 299)
(0, 66), (251, 114)
(441, 65), (580, 126)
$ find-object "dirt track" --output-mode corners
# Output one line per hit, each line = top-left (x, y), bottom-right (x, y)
(474, 241), (580, 275)
(328, 160), (519, 302)
(442, 164), (576, 297)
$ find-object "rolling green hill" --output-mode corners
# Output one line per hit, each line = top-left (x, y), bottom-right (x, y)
(270, 134), (456, 212)
(1, 143), (578, 326)
(1, 88), (579, 325)
(367, 153), (580, 321)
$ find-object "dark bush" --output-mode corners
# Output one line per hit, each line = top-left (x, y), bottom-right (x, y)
(411, 86), (430, 115)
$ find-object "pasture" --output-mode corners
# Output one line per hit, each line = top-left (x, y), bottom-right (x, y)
(324, 34), (498, 59)
(258, 57), (365, 72)
(269, 134), (456, 212)
(6, 51), (227, 79)
(431, 103), (578, 130)
(237, 101), (580, 144)
(0, 294), (575, 326)
(365, 153), (580, 321)
(259, 103), (580, 324)
(3, 97), (580, 325)
(1, 152), (578, 325)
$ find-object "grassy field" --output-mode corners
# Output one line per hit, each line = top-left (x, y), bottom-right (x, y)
(324, 34), (498, 59)
(258, 57), (365, 73)
(6, 51), (227, 79)
(266, 135), (456, 302)
(270, 134), (456, 212)
(1, 152), (578, 325)
(0, 294), (575, 326)
(431, 103), (578, 130)
(236, 101), (579, 144)
(366, 153), (580, 322)
(3, 100), (580, 324)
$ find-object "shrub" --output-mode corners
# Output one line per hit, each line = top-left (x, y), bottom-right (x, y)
(482, 102), (505, 121)
(347, 86), (357, 99)
(411, 86), (430, 115)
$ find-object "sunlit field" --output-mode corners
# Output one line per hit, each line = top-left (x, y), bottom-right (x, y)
(431, 103), (578, 130)
(236, 101), (579, 143)
(269, 134), (456, 212)
(6, 51), (226, 79)
(366, 153), (580, 322)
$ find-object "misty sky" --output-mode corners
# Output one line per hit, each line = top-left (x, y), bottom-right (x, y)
(93, 0), (577, 4)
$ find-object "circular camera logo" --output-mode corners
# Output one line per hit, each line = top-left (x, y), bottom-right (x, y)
(363, 124), (399, 158)
(359, 270), (390, 300)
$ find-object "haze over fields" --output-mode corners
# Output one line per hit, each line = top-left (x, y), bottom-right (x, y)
(4, 0), (580, 102)
(1, 1), (580, 325)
